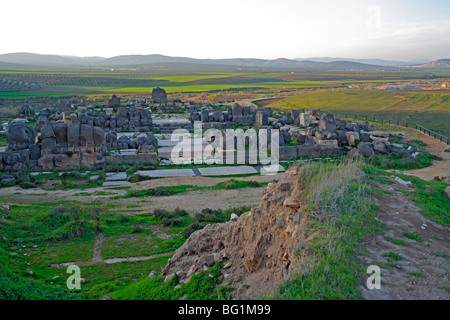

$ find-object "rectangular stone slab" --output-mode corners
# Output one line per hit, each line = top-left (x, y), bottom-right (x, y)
(105, 172), (127, 181)
(102, 181), (131, 187)
(135, 169), (196, 178)
(198, 166), (258, 176)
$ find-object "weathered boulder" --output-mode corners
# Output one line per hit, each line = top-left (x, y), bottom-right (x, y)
(34, 115), (49, 132)
(19, 104), (33, 117)
(291, 110), (301, 123)
(372, 140), (390, 154)
(29, 145), (42, 160)
(357, 142), (374, 157)
(117, 106), (128, 118)
(7, 122), (35, 150)
(41, 138), (56, 155)
(52, 123), (68, 144)
(146, 132), (157, 146)
(80, 124), (94, 150)
(347, 148), (362, 159)
(212, 110), (222, 122)
(108, 95), (121, 108)
(93, 127), (105, 150)
(67, 122), (80, 149)
(335, 130), (348, 146)
(318, 113), (336, 132)
(279, 146), (297, 160)
(298, 113), (310, 127)
(2, 150), (30, 170)
(232, 103), (243, 116)
(40, 124), (55, 140)
(255, 112), (268, 128)
(54, 154), (81, 169)
(38, 154), (54, 170)
(280, 116), (293, 126)
(191, 112), (201, 122)
(201, 110), (209, 122)
(370, 131), (390, 142)
(152, 87), (167, 104)
(105, 131), (117, 143)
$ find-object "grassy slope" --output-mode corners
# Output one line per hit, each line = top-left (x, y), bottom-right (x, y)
(268, 89), (450, 135)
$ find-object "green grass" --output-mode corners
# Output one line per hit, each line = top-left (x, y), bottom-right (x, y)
(403, 232), (422, 242)
(111, 262), (230, 300)
(434, 253), (450, 259)
(273, 160), (384, 300)
(385, 237), (408, 247)
(369, 149), (439, 171)
(383, 252), (403, 262)
(114, 179), (266, 199)
(395, 175), (450, 227)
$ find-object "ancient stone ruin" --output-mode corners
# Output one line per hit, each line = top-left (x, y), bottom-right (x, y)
(0, 95), (158, 171)
(0, 88), (408, 172)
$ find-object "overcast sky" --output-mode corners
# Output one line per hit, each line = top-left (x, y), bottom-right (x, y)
(1, 0), (449, 61)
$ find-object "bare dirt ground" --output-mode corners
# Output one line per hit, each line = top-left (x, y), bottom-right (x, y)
(0, 173), (285, 215)
(360, 178), (449, 300)
(405, 133), (450, 181)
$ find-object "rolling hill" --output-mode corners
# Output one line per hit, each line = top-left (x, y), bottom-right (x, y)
(1, 52), (448, 71)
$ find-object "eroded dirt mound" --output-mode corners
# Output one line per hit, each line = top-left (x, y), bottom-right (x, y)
(161, 166), (313, 298)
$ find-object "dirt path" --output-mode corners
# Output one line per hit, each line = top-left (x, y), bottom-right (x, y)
(405, 133), (450, 181)
(48, 231), (174, 268)
(0, 173), (285, 214)
(360, 178), (450, 300)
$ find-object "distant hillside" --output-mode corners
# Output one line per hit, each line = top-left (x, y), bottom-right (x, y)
(399, 59), (450, 70)
(0, 52), (448, 71)
(0, 52), (103, 68)
(297, 57), (433, 67)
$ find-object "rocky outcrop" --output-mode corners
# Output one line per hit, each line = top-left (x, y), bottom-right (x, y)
(162, 166), (312, 298)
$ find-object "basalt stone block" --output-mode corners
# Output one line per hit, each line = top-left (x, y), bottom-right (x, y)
(291, 110), (301, 123)
(152, 87), (167, 104)
(80, 124), (94, 150)
(41, 138), (56, 155)
(2, 150), (30, 170)
(319, 113), (336, 132)
(67, 122), (80, 149)
(29, 144), (41, 160)
(279, 145), (298, 160)
(38, 154), (54, 170)
(357, 142), (374, 157)
(7, 122), (35, 150)
(53, 123), (68, 145)
(54, 154), (80, 169)
(93, 126), (105, 150)
(201, 110), (209, 122)
(108, 95), (121, 108)
(40, 124), (55, 139)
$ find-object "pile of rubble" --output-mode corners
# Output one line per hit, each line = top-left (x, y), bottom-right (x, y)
(277, 109), (396, 160)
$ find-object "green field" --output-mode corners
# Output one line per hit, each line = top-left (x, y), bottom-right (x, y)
(0, 70), (443, 97)
(268, 89), (450, 136)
